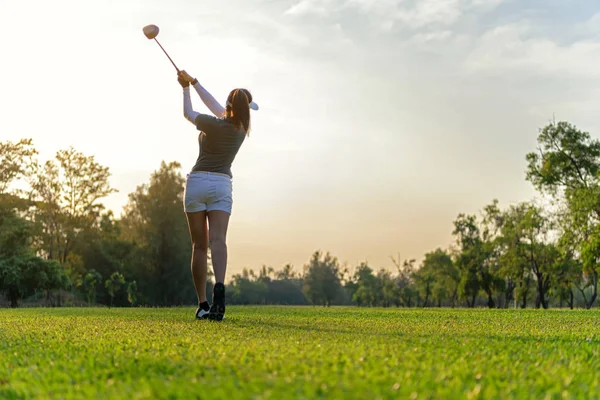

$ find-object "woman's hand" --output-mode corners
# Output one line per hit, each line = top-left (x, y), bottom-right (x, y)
(178, 70), (195, 83)
(178, 75), (189, 88)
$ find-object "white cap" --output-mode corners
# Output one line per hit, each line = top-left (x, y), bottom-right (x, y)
(227, 100), (260, 111)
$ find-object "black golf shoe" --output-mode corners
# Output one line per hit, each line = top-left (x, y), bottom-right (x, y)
(195, 301), (210, 320)
(209, 283), (226, 321)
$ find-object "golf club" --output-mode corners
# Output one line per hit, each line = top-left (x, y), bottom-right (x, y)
(143, 24), (180, 72)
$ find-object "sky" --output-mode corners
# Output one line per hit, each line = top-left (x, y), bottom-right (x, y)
(1, 0), (600, 277)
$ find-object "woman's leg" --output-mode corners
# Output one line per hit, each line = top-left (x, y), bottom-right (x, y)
(186, 211), (208, 304)
(207, 210), (230, 284)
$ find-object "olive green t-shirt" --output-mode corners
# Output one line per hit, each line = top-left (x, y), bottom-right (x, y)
(191, 114), (246, 178)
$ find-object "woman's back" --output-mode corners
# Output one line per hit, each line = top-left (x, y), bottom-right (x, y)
(192, 115), (246, 178)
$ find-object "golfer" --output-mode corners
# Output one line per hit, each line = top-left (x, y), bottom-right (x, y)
(177, 70), (258, 321)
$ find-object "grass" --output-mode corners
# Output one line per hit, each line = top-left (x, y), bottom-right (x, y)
(1, 307), (599, 399)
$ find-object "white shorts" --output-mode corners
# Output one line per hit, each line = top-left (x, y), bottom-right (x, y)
(183, 171), (233, 214)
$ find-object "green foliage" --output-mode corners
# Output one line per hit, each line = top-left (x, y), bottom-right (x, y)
(127, 280), (138, 306)
(105, 272), (125, 307)
(303, 251), (343, 306)
(83, 269), (102, 306)
(416, 249), (458, 307)
(453, 214), (484, 307)
(228, 275), (268, 304)
(0, 207), (31, 259)
(1, 307), (599, 399)
(0, 138), (37, 195)
(351, 263), (378, 306)
(526, 121), (600, 192)
(29, 146), (116, 270)
(0, 255), (68, 308)
(4, 121), (600, 310)
(120, 161), (194, 306)
(526, 120), (600, 308)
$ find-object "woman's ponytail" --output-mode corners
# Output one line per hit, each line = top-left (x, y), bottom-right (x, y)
(226, 89), (251, 133)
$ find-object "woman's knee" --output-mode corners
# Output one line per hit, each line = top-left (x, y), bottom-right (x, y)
(209, 233), (227, 249)
(192, 241), (208, 253)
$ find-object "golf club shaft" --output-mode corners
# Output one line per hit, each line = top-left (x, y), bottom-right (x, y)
(154, 38), (179, 72)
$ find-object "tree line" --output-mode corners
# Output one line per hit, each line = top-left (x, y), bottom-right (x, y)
(0, 120), (598, 309)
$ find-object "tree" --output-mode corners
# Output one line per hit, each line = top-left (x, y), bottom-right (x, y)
(303, 251), (342, 306)
(0, 258), (24, 307)
(499, 203), (534, 308)
(0, 205), (34, 308)
(453, 214), (483, 307)
(0, 138), (37, 195)
(417, 249), (458, 307)
(352, 263), (379, 306)
(127, 280), (138, 306)
(275, 264), (297, 280)
(29, 147), (116, 272)
(500, 203), (559, 309)
(0, 255), (67, 308)
(391, 256), (418, 307)
(120, 161), (193, 306)
(378, 269), (400, 307)
(228, 272), (268, 304)
(105, 272), (125, 307)
(526, 120), (600, 308)
(258, 265), (275, 284)
(452, 204), (507, 309)
(0, 207), (31, 259)
(83, 269), (102, 306)
(526, 121), (600, 193)
(78, 212), (135, 305)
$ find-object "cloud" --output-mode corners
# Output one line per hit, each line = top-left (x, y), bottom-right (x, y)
(579, 12), (600, 38)
(465, 21), (600, 78)
(284, 0), (338, 17)
(285, 0), (506, 32)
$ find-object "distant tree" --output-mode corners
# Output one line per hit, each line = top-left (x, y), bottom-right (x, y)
(0, 255), (67, 308)
(228, 274), (268, 304)
(275, 264), (297, 280)
(0, 205), (34, 307)
(257, 265), (275, 284)
(105, 272), (125, 307)
(83, 269), (102, 306)
(526, 121), (600, 308)
(417, 249), (458, 307)
(553, 251), (580, 309)
(413, 265), (435, 307)
(120, 161), (193, 306)
(352, 263), (378, 306)
(303, 251), (342, 306)
(0, 138), (37, 195)
(377, 269), (400, 307)
(391, 256), (418, 307)
(498, 203), (533, 308)
(127, 280), (138, 306)
(0, 258), (24, 307)
(453, 214), (483, 307)
(499, 203), (559, 309)
(29, 146), (116, 280)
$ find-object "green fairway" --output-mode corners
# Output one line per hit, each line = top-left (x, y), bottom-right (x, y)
(1, 307), (599, 399)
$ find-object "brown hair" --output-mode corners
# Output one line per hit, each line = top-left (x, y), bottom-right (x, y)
(225, 88), (252, 134)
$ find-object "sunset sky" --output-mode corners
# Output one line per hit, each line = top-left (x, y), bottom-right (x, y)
(2, 0), (599, 277)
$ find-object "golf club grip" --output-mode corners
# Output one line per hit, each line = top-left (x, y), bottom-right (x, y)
(154, 38), (179, 72)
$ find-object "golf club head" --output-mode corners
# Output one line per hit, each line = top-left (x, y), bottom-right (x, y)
(143, 24), (159, 39)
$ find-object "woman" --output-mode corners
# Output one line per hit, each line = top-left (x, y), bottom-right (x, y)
(177, 70), (258, 321)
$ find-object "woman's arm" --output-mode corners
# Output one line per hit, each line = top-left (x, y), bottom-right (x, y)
(192, 80), (226, 118)
(178, 70), (225, 117)
(183, 87), (199, 125)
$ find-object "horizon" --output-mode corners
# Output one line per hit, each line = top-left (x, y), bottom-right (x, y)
(2, 0), (599, 275)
